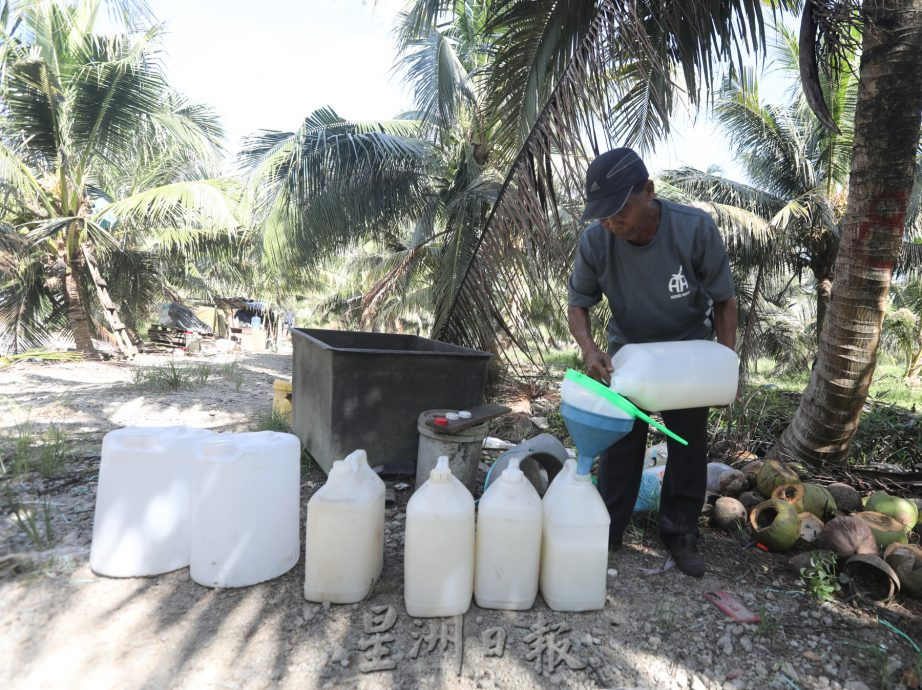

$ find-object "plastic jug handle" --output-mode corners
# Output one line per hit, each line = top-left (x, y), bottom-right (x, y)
(564, 370), (689, 446)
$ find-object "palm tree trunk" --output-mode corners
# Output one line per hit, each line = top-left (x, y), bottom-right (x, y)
(815, 275), (832, 338)
(738, 259), (766, 387)
(61, 228), (97, 356)
(772, 0), (922, 464)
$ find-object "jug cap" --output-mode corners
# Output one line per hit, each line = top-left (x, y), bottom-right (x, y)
(342, 449), (368, 470)
(500, 457), (524, 483)
(328, 459), (353, 478)
(429, 455), (454, 482)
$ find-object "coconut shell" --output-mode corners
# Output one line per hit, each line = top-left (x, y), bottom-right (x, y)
(756, 459), (799, 498)
(717, 469), (748, 497)
(864, 491), (919, 530)
(788, 550), (837, 574)
(883, 542), (922, 561)
(816, 516), (878, 558)
(739, 491), (765, 515)
(741, 460), (764, 490)
(749, 499), (800, 552)
(826, 483), (861, 514)
(853, 511), (909, 549)
(843, 554), (900, 602)
(713, 497), (747, 530)
(798, 512), (824, 543)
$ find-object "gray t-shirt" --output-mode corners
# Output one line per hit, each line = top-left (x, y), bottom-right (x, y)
(568, 198), (735, 353)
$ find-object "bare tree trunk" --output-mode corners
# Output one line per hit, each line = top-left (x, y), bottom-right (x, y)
(773, 0), (922, 464)
(737, 259), (766, 387)
(60, 232), (97, 356)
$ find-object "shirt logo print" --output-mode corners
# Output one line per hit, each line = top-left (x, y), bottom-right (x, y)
(668, 265), (689, 294)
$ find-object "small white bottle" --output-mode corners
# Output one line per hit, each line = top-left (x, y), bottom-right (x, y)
(404, 456), (475, 617)
(474, 457), (542, 610)
(540, 472), (610, 611)
(304, 449), (385, 603)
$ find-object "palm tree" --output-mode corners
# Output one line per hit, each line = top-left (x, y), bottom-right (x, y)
(243, 0), (503, 341)
(772, 0), (922, 465)
(0, 0), (240, 355)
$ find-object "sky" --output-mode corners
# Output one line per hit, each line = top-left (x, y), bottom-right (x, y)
(147, 0), (794, 180)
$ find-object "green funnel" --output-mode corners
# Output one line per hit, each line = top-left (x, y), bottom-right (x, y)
(564, 369), (688, 446)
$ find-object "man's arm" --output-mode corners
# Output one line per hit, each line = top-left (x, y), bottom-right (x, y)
(713, 297), (738, 351)
(567, 304), (613, 384)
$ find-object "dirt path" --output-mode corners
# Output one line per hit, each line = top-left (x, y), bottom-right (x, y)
(1, 353), (919, 690)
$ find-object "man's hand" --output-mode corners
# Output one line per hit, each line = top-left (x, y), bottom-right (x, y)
(583, 347), (613, 385)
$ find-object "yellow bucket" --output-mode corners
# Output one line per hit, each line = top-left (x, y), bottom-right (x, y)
(273, 379), (293, 419)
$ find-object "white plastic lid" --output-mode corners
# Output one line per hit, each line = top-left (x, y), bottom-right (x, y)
(446, 412), (460, 421)
(429, 455), (454, 482)
(458, 411), (472, 419)
(501, 457), (524, 483)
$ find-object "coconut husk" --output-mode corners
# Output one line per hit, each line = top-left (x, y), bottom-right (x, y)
(713, 497), (747, 530)
(864, 491), (919, 530)
(843, 554), (900, 602)
(772, 483), (836, 521)
(749, 499), (800, 552)
(883, 542), (922, 561)
(741, 460), (764, 490)
(817, 516), (878, 558)
(798, 512), (824, 543)
(884, 547), (922, 598)
(853, 511), (909, 549)
(717, 469), (748, 497)
(788, 550), (837, 574)
(739, 491), (765, 515)
(826, 483), (861, 514)
(756, 459), (799, 498)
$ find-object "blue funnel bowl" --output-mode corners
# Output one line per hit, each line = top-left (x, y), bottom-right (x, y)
(560, 402), (634, 475)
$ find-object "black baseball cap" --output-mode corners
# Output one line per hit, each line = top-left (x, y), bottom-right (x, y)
(581, 148), (649, 221)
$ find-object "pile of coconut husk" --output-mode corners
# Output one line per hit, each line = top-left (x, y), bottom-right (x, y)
(705, 454), (922, 602)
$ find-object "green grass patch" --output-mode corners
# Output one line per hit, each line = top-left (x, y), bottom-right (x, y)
(130, 360), (213, 391)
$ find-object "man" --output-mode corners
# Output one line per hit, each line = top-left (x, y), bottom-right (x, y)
(567, 147), (737, 577)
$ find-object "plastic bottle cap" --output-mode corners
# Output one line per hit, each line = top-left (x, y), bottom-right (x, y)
(342, 449), (367, 469)
(445, 412), (460, 421)
(433, 416), (449, 427)
(429, 455), (453, 482)
(458, 411), (472, 419)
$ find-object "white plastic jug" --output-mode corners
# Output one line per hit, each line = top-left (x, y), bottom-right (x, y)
(190, 431), (301, 588)
(404, 455), (475, 617)
(91, 426), (214, 577)
(304, 449), (385, 603)
(474, 458), (542, 610)
(542, 457), (576, 520)
(540, 472), (610, 612)
(610, 340), (738, 411)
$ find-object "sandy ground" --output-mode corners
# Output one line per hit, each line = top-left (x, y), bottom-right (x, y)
(1, 350), (920, 690)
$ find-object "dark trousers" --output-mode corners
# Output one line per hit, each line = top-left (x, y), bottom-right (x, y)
(597, 406), (709, 544)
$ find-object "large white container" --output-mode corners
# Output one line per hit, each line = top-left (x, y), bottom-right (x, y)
(304, 449), (385, 603)
(91, 426), (214, 577)
(540, 472), (610, 612)
(474, 458), (542, 610)
(610, 340), (739, 411)
(190, 431), (301, 588)
(404, 455), (474, 617)
(542, 457), (576, 514)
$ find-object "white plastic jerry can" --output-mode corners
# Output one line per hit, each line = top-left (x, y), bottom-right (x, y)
(474, 458), (542, 610)
(190, 431), (301, 588)
(610, 340), (739, 411)
(90, 426), (214, 577)
(304, 449), (385, 603)
(541, 457), (576, 519)
(404, 455), (475, 617)
(540, 472), (610, 612)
